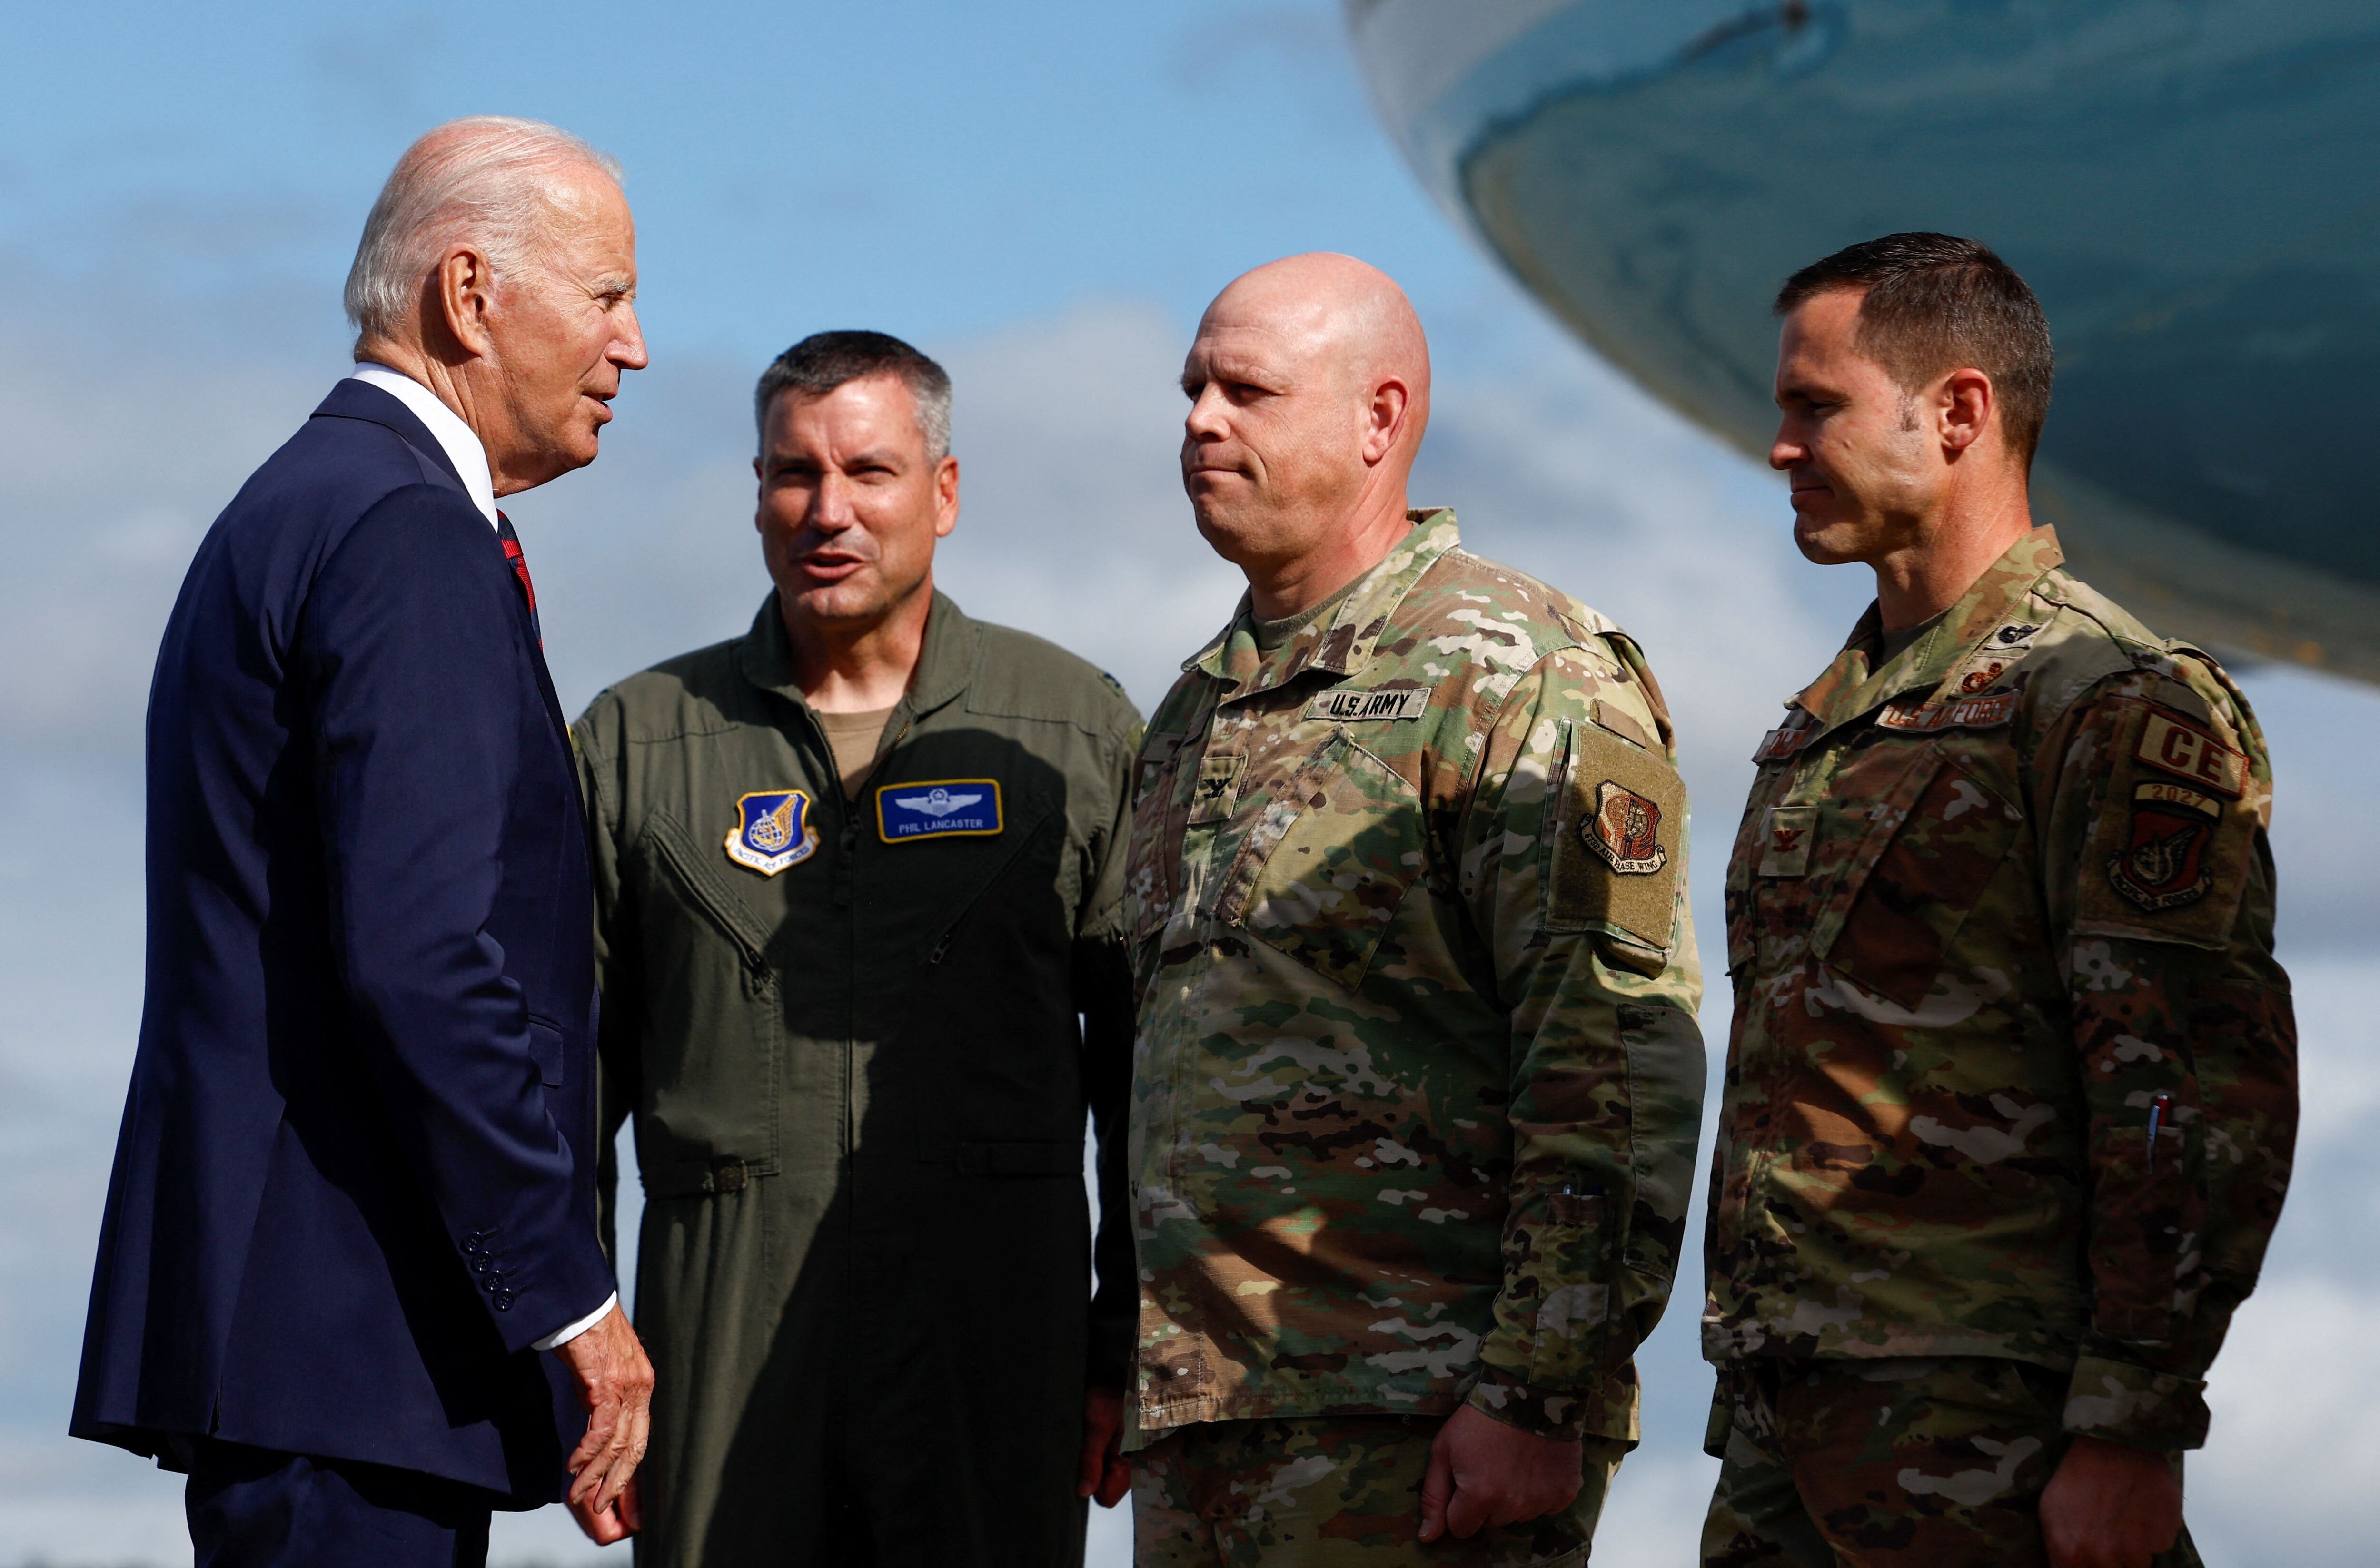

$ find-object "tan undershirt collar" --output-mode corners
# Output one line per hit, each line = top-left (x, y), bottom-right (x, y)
(817, 705), (898, 799)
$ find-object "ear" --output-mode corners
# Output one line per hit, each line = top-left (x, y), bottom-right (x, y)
(436, 244), (502, 362)
(933, 454), (961, 538)
(1361, 377), (1412, 467)
(1939, 367), (1995, 456)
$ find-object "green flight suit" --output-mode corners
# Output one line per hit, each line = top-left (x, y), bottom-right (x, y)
(573, 592), (1140, 1568)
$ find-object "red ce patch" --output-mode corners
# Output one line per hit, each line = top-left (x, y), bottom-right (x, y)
(2135, 710), (2247, 799)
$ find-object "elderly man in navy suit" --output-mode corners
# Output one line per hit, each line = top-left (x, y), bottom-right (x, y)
(71, 116), (655, 1565)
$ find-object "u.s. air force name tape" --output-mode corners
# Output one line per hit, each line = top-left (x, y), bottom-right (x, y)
(1875, 690), (2019, 733)
(1304, 686), (1431, 723)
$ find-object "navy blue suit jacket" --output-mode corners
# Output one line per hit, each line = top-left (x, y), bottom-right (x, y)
(71, 379), (616, 1502)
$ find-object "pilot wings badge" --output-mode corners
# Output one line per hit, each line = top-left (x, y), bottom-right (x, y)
(725, 789), (819, 876)
(876, 778), (1003, 843)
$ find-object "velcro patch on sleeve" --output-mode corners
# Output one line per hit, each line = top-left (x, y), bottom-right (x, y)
(1304, 686), (1432, 723)
(1546, 719), (1686, 951)
(2076, 709), (2256, 947)
(2104, 781), (2220, 911)
(2135, 710), (2247, 799)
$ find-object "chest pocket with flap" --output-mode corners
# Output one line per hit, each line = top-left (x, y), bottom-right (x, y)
(1811, 743), (2024, 1008)
(1223, 729), (1427, 988)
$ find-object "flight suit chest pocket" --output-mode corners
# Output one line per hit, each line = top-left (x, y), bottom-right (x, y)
(1221, 730), (1426, 988)
(1822, 747), (2024, 1008)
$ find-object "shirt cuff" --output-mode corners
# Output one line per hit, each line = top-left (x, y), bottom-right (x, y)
(2060, 1354), (2210, 1450)
(532, 1291), (616, 1352)
(1465, 1365), (1628, 1442)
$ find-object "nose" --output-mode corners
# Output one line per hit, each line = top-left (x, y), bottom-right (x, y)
(1183, 383), (1230, 445)
(1769, 420), (1803, 472)
(806, 470), (857, 532)
(612, 301), (650, 373)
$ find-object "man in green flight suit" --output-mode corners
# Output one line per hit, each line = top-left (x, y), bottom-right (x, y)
(1703, 235), (2298, 1568)
(1125, 253), (1706, 1566)
(573, 332), (1139, 1565)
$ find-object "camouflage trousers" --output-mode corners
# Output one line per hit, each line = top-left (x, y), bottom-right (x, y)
(1701, 1358), (2201, 1568)
(1135, 1415), (1626, 1567)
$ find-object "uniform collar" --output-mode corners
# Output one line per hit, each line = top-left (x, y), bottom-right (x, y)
(738, 587), (980, 718)
(1789, 526), (2067, 733)
(1187, 508), (1461, 701)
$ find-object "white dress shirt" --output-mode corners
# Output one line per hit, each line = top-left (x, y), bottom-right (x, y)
(342, 362), (616, 1352)
(345, 363), (500, 528)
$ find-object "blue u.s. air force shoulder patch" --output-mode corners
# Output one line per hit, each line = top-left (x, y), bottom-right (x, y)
(876, 779), (1002, 843)
(725, 789), (819, 875)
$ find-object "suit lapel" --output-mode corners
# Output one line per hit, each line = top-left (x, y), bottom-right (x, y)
(313, 378), (575, 753)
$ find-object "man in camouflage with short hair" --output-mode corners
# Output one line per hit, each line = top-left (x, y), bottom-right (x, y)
(1703, 233), (2298, 1568)
(1124, 252), (1706, 1567)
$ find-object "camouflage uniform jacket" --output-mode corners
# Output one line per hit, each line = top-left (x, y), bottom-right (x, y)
(1705, 527), (2298, 1450)
(1126, 511), (1706, 1447)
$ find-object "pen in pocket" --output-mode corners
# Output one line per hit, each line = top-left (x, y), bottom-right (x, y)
(2146, 1092), (2172, 1160)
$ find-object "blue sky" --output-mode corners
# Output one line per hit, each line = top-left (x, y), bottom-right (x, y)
(3, 3), (2376, 1564)
(0, 1), (1542, 373)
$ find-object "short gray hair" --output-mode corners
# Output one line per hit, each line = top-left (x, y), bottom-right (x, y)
(754, 331), (953, 462)
(343, 116), (622, 345)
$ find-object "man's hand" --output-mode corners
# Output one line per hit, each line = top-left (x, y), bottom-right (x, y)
(2040, 1435), (2183, 1568)
(551, 1302), (654, 1530)
(1078, 1385), (1132, 1508)
(569, 1477), (641, 1546)
(1418, 1403), (1582, 1542)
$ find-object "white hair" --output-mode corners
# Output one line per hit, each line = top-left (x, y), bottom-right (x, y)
(343, 116), (622, 345)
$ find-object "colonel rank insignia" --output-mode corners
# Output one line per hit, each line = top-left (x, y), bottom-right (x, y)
(877, 779), (1002, 843)
(725, 789), (819, 875)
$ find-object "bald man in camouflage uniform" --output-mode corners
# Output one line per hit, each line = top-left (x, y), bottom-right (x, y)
(1126, 255), (1704, 1567)
(1704, 235), (2296, 1568)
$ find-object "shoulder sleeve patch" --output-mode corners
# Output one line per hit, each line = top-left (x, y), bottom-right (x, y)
(2137, 709), (2248, 799)
(2075, 703), (2257, 948)
(1544, 717), (1685, 956)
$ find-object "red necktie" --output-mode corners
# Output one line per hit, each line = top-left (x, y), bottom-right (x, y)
(496, 512), (542, 647)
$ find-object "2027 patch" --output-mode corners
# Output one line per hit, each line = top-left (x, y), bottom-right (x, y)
(725, 789), (819, 876)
